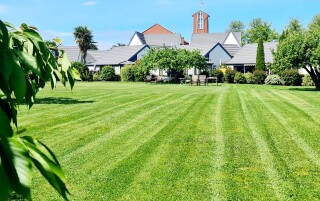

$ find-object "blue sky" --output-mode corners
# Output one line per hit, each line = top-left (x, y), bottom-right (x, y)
(1, 0), (319, 49)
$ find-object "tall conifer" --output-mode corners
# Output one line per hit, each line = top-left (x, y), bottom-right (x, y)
(256, 38), (265, 70)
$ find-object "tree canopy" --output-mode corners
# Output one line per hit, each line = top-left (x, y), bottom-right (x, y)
(73, 26), (97, 64)
(137, 47), (207, 75)
(0, 20), (79, 200)
(272, 14), (320, 90)
(226, 20), (245, 33)
(243, 18), (278, 43)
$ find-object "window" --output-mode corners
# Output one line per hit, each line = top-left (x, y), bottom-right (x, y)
(197, 12), (203, 29)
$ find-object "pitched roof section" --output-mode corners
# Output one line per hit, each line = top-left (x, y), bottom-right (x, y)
(226, 42), (278, 65)
(143, 23), (173, 35)
(128, 32), (146, 46)
(191, 32), (241, 47)
(59, 46), (108, 64)
(222, 44), (241, 57)
(144, 33), (182, 47)
(94, 45), (149, 66)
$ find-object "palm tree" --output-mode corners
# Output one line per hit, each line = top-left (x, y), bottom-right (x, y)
(73, 26), (97, 64)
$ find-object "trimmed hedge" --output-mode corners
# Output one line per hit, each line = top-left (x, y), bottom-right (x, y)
(244, 72), (256, 84)
(100, 66), (115, 81)
(120, 65), (135, 82)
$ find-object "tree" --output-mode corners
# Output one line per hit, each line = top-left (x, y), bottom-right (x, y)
(256, 38), (265, 70)
(226, 20), (245, 33)
(279, 19), (303, 41)
(73, 26), (97, 64)
(0, 20), (79, 200)
(272, 14), (320, 90)
(243, 18), (278, 43)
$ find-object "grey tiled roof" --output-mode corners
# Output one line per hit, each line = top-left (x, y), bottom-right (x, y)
(59, 46), (107, 64)
(144, 33), (182, 46)
(176, 44), (215, 56)
(191, 32), (241, 46)
(226, 42), (278, 65)
(223, 44), (241, 57)
(94, 45), (149, 66)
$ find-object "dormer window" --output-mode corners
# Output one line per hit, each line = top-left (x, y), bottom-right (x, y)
(198, 12), (203, 29)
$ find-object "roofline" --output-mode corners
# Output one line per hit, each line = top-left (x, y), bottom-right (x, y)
(222, 32), (241, 47)
(128, 31), (144, 46)
(142, 23), (173, 34)
(205, 43), (232, 58)
(127, 45), (150, 61)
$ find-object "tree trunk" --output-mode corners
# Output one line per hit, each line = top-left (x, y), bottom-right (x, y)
(80, 49), (87, 64)
(306, 66), (320, 90)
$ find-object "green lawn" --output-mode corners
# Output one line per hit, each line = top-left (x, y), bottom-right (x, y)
(18, 82), (320, 200)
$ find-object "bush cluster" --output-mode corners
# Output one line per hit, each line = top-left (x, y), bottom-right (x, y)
(244, 72), (256, 84)
(224, 69), (237, 83)
(100, 66), (115, 81)
(253, 70), (267, 84)
(265, 75), (283, 85)
(212, 69), (224, 82)
(234, 72), (247, 84)
(120, 65), (136, 82)
(280, 70), (302, 86)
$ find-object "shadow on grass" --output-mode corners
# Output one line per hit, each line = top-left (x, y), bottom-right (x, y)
(35, 97), (95, 105)
(285, 87), (318, 92)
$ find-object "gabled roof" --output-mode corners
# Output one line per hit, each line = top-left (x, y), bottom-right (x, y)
(176, 43), (231, 58)
(191, 32), (241, 46)
(128, 32), (146, 46)
(226, 42), (278, 65)
(222, 44), (241, 57)
(94, 45), (149, 66)
(144, 33), (182, 47)
(143, 23), (173, 34)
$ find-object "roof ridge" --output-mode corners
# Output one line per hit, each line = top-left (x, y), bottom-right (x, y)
(142, 23), (173, 34)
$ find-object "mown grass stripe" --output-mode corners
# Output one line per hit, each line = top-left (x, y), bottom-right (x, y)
(212, 86), (227, 201)
(252, 90), (320, 167)
(236, 87), (287, 200)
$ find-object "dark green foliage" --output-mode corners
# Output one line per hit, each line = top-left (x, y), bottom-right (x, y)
(71, 61), (90, 81)
(244, 72), (256, 84)
(234, 72), (247, 84)
(73, 26), (97, 64)
(256, 39), (265, 70)
(120, 65), (135, 82)
(134, 64), (149, 82)
(100, 66), (115, 81)
(303, 74), (314, 86)
(199, 70), (210, 76)
(0, 21), (74, 200)
(212, 69), (224, 82)
(253, 70), (267, 84)
(225, 69), (238, 83)
(280, 69), (302, 86)
(265, 75), (283, 85)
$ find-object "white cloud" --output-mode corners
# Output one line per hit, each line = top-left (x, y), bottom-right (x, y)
(0, 5), (8, 13)
(82, 1), (98, 6)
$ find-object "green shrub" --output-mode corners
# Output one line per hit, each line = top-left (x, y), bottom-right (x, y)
(302, 74), (315, 86)
(225, 69), (237, 83)
(244, 72), (256, 84)
(120, 65), (135, 82)
(212, 69), (224, 82)
(100, 66), (115, 81)
(92, 72), (100, 81)
(265, 75), (283, 85)
(253, 70), (267, 84)
(199, 70), (210, 77)
(234, 72), (247, 84)
(134, 65), (149, 82)
(280, 69), (302, 86)
(71, 61), (90, 81)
